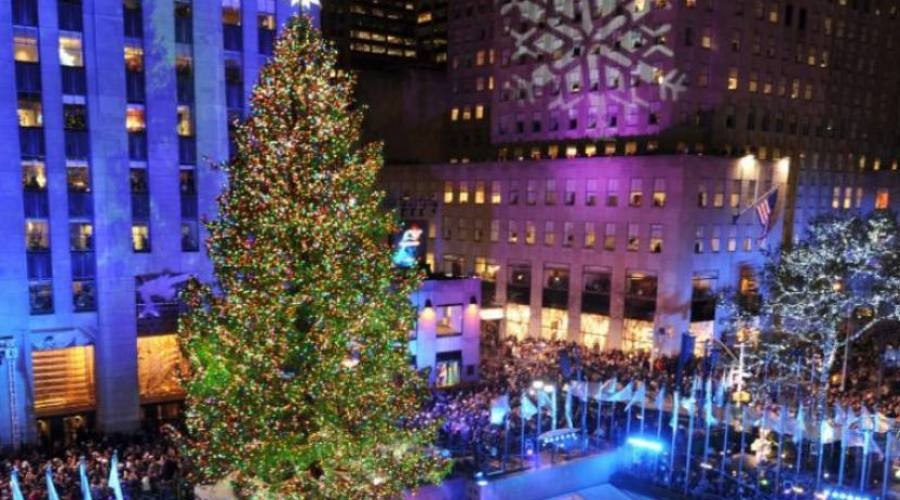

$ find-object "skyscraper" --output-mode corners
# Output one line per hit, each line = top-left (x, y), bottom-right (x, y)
(0, 0), (309, 447)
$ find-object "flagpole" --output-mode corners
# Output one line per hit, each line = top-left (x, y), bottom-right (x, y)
(882, 426), (893, 500)
(795, 405), (804, 476)
(859, 427), (869, 492)
(640, 386), (647, 435)
(816, 414), (826, 493)
(668, 391), (679, 486)
(684, 397), (695, 495)
(720, 403), (731, 478)
(504, 412), (510, 471)
(738, 406), (747, 488)
(580, 372), (587, 450)
(776, 404), (786, 492)
(838, 426), (847, 487)
(521, 394), (526, 459)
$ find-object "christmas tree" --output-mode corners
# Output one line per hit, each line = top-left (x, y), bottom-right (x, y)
(178, 16), (449, 498)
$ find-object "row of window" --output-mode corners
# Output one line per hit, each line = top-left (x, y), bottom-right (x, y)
(439, 218), (667, 253)
(437, 177), (774, 210)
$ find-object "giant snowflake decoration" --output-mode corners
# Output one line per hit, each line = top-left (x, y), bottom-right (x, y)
(500, 0), (687, 112)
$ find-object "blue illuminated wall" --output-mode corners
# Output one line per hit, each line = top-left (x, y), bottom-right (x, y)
(0, 0), (313, 446)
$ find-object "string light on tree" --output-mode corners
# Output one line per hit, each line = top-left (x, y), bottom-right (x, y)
(178, 16), (449, 498)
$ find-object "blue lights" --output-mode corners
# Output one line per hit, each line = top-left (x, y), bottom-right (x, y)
(474, 471), (488, 487)
(819, 488), (873, 500)
(625, 436), (664, 454)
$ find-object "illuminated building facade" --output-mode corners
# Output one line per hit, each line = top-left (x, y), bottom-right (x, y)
(384, 0), (900, 353)
(0, 0), (311, 446)
(321, 0), (448, 67)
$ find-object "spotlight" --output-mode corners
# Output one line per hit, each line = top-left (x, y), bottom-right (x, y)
(626, 436), (664, 454)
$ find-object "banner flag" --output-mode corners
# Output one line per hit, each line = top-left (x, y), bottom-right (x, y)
(10, 468), (25, 500)
(46, 467), (60, 500)
(490, 394), (511, 425)
(79, 458), (92, 500)
(521, 394), (538, 420)
(109, 452), (124, 500)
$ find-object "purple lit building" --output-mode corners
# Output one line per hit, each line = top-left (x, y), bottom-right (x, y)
(381, 0), (900, 353)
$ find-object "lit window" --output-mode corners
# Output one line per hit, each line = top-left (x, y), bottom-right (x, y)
(25, 219), (50, 251)
(124, 46), (144, 71)
(17, 99), (42, 127)
(23, 161), (47, 190)
(694, 226), (704, 253)
(727, 226), (737, 252)
(875, 189), (890, 210)
(626, 224), (639, 252)
(584, 222), (596, 248)
(490, 180), (501, 204)
(474, 181), (485, 204)
(177, 105), (194, 136)
(652, 178), (666, 207)
(710, 226), (721, 252)
(508, 220), (518, 244)
(629, 178), (643, 207)
(443, 181), (454, 203)
(14, 35), (39, 62)
(417, 11), (432, 23)
(59, 36), (84, 67)
(132, 224), (150, 252)
(701, 27), (712, 48)
(697, 182), (708, 207)
(727, 68), (739, 90)
(525, 221), (535, 245)
(458, 181), (469, 203)
(462, 106), (472, 120)
(450, 107), (459, 121)
(603, 223), (616, 251)
(607, 179), (619, 206)
(649, 224), (663, 253)
(126, 105), (146, 132)
(70, 223), (93, 251)
(475, 104), (484, 119)
(544, 221), (556, 246)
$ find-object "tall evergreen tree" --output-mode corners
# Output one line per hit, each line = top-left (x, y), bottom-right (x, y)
(178, 17), (448, 498)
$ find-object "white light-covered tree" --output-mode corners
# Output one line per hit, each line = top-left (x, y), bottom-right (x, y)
(750, 212), (900, 414)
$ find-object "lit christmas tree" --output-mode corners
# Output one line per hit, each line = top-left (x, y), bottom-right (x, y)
(178, 17), (449, 498)
(748, 212), (900, 412)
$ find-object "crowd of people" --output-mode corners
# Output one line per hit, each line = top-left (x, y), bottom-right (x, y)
(0, 425), (189, 500)
(2, 332), (897, 496)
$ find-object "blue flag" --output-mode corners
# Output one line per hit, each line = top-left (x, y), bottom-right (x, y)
(46, 467), (61, 500)
(109, 452), (124, 500)
(79, 457), (92, 500)
(10, 468), (25, 500)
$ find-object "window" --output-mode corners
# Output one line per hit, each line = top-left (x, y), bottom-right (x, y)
(586, 179), (598, 206)
(124, 0), (143, 38)
(606, 179), (619, 206)
(875, 189), (890, 210)
(584, 222), (596, 248)
(26, 219), (50, 251)
(727, 226), (737, 252)
(474, 181), (485, 204)
(710, 226), (721, 252)
(14, 35), (39, 62)
(542, 179), (556, 205)
(604, 223), (616, 251)
(175, 4), (193, 44)
(626, 223), (639, 251)
(23, 161), (47, 190)
(457, 218), (468, 241)
(652, 178), (666, 207)
(563, 222), (574, 247)
(743, 225), (753, 251)
(490, 180), (501, 204)
(694, 226), (704, 253)
(508, 180), (519, 205)
(729, 180), (742, 209)
(526, 180), (537, 205)
(258, 13), (276, 55)
(508, 220), (518, 244)
(525, 221), (536, 245)
(59, 36), (84, 67)
(564, 179), (576, 205)
(458, 181), (469, 203)
(17, 99), (42, 127)
(629, 178), (643, 207)
(435, 305), (464, 336)
(126, 104), (146, 132)
(727, 68), (739, 90)
(69, 223), (93, 251)
(649, 224), (662, 253)
(443, 181), (453, 203)
(441, 216), (452, 239)
(624, 271), (657, 323)
(490, 220), (499, 242)
(712, 180), (724, 208)
(701, 27), (712, 48)
(544, 221), (556, 246)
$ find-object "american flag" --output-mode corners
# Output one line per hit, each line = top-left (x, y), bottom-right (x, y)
(755, 188), (778, 237)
